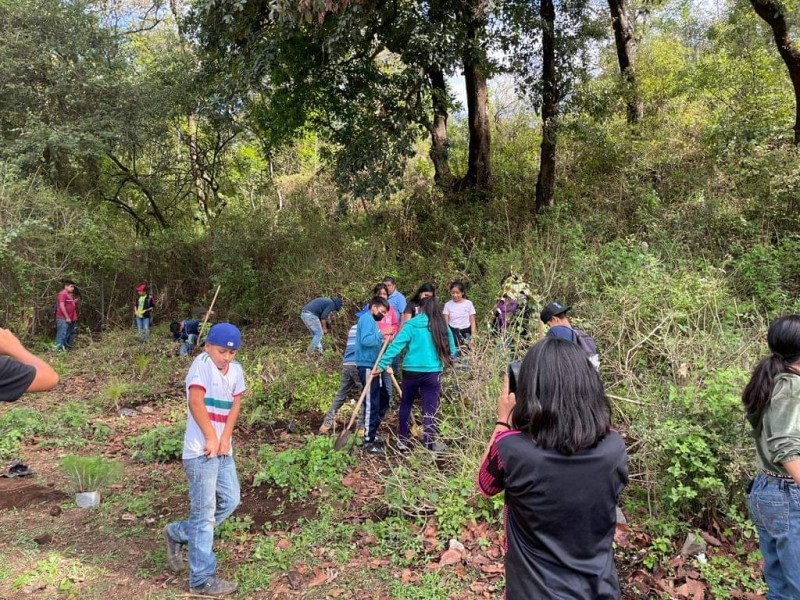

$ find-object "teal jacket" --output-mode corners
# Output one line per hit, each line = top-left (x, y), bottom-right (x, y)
(378, 314), (456, 373)
(355, 311), (384, 367)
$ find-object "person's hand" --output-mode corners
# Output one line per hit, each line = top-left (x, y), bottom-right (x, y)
(218, 436), (231, 456)
(386, 367), (394, 375)
(204, 435), (220, 457)
(497, 375), (515, 424)
(0, 328), (25, 357)
(371, 367), (382, 376)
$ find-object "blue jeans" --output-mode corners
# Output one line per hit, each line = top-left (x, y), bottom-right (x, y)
(178, 334), (198, 356)
(135, 317), (150, 339)
(55, 319), (76, 350)
(301, 311), (323, 354)
(167, 455), (240, 588)
(747, 472), (800, 599)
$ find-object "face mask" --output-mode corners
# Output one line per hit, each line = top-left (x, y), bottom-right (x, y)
(373, 313), (385, 321)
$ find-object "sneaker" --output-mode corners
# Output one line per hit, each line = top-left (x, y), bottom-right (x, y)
(190, 576), (238, 596)
(363, 442), (385, 456)
(163, 526), (185, 573)
(396, 440), (411, 452)
(429, 441), (448, 454)
(318, 422), (332, 434)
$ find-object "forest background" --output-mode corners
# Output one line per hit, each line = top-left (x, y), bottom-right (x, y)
(1, 0), (800, 596)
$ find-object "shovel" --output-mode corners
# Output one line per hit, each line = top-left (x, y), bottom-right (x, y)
(334, 338), (390, 451)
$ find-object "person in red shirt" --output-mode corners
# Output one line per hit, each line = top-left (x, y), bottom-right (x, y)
(54, 280), (78, 351)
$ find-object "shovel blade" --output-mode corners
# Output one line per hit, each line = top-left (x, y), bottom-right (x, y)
(333, 429), (351, 451)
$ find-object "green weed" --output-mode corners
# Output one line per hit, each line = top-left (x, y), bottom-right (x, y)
(128, 424), (184, 462)
(253, 435), (355, 501)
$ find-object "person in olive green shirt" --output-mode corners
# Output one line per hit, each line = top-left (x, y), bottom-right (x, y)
(743, 314), (800, 598)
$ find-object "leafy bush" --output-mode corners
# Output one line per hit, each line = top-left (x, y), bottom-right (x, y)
(0, 408), (46, 459)
(129, 424), (184, 462)
(252, 435), (355, 501)
(59, 455), (123, 492)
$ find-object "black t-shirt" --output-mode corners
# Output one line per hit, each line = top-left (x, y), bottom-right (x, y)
(0, 357), (36, 402)
(479, 430), (628, 599)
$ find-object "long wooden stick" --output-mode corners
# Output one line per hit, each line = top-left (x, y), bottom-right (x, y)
(334, 338), (391, 451)
(196, 284), (221, 349)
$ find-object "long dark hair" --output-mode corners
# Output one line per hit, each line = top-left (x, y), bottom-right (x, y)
(742, 315), (800, 413)
(511, 337), (610, 455)
(411, 283), (435, 303)
(372, 283), (389, 297)
(419, 297), (452, 368)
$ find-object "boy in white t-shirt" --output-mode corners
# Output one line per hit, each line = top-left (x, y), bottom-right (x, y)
(164, 323), (245, 597)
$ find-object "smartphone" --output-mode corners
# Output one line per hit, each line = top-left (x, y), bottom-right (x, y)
(507, 361), (522, 395)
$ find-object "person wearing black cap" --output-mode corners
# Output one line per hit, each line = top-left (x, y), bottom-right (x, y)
(540, 302), (600, 369)
(300, 296), (343, 355)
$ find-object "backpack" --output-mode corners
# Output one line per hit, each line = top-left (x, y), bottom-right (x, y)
(572, 328), (600, 369)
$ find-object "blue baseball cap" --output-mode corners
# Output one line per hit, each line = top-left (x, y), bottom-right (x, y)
(206, 323), (241, 349)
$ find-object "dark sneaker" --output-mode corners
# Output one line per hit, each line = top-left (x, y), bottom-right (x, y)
(190, 576), (238, 596)
(363, 442), (385, 456)
(163, 526), (185, 573)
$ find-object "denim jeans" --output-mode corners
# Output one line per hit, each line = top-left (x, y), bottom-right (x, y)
(135, 317), (150, 339)
(167, 455), (240, 588)
(178, 334), (197, 356)
(55, 319), (77, 350)
(323, 364), (364, 429)
(301, 311), (323, 354)
(747, 471), (800, 599)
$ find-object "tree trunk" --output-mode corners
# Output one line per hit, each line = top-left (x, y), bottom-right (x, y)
(428, 68), (453, 184)
(750, 0), (800, 143)
(187, 113), (210, 221)
(535, 0), (558, 211)
(459, 2), (491, 192)
(607, 0), (642, 123)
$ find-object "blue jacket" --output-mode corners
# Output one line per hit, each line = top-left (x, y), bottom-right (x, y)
(378, 314), (456, 372)
(354, 312), (384, 367)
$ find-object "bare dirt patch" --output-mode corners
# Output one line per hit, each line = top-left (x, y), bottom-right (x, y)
(238, 483), (319, 530)
(0, 478), (67, 510)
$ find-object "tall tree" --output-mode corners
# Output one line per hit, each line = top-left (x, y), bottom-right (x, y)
(460, 0), (492, 190)
(607, 0), (642, 123)
(191, 0), (501, 197)
(535, 0), (557, 210)
(502, 0), (601, 211)
(749, 0), (800, 144)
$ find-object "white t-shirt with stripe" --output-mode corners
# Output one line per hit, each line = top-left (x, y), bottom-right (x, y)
(182, 353), (246, 460)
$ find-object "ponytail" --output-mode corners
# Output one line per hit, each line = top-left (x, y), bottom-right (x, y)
(742, 315), (800, 413)
(742, 354), (789, 413)
(420, 297), (452, 368)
